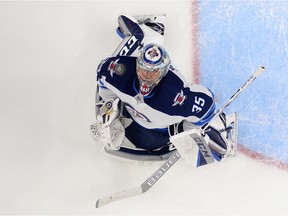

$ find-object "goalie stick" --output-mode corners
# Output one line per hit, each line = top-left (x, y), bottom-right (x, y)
(95, 66), (265, 208)
(96, 151), (181, 208)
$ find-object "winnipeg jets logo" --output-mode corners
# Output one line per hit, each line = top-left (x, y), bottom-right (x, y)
(172, 90), (186, 106)
(144, 47), (161, 63)
(148, 48), (159, 59)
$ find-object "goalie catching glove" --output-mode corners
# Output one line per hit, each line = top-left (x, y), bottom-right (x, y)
(90, 98), (125, 150)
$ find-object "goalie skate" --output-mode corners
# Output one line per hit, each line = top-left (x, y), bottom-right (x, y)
(133, 14), (166, 35)
(116, 14), (166, 38)
(133, 14), (166, 24)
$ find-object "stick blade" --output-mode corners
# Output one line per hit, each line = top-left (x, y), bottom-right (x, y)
(96, 186), (143, 208)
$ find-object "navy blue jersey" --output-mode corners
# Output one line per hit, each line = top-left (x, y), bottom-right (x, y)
(97, 56), (215, 130)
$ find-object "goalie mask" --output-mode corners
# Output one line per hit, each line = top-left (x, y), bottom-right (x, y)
(136, 44), (171, 96)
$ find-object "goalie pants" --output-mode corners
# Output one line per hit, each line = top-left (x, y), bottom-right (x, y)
(125, 121), (170, 151)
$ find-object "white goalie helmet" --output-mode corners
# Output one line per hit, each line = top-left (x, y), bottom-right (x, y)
(136, 43), (171, 96)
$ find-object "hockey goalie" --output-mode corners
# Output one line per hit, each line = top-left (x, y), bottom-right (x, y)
(90, 14), (238, 167)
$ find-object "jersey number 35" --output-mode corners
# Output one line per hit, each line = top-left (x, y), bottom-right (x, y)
(192, 96), (205, 113)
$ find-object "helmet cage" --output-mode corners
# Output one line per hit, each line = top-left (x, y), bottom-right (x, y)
(136, 44), (171, 95)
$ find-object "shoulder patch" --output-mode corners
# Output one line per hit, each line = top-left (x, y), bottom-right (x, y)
(172, 90), (186, 106)
(108, 58), (127, 77)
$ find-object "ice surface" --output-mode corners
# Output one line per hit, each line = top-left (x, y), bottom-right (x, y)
(199, 1), (288, 164)
(0, 1), (287, 215)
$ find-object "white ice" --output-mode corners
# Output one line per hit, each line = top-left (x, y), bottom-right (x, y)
(0, 1), (287, 215)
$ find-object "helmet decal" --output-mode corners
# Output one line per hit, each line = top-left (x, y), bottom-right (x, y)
(143, 45), (163, 65)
